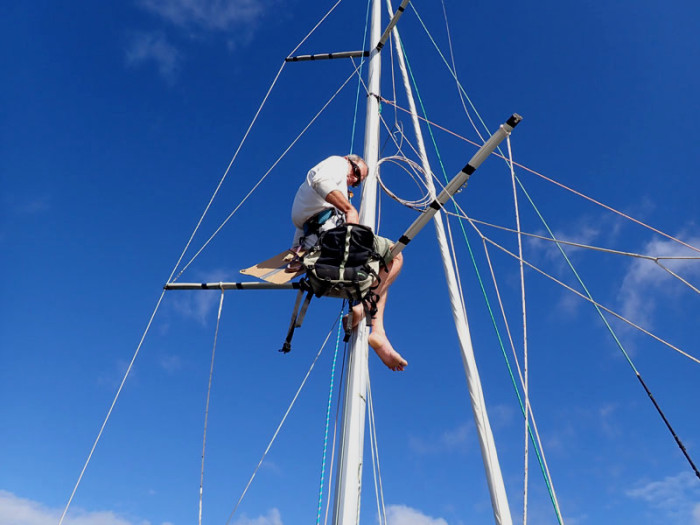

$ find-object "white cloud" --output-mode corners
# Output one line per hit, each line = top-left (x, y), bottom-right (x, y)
(408, 422), (472, 455)
(385, 504), (448, 525)
(138, 0), (276, 33)
(125, 32), (180, 82)
(617, 234), (700, 328)
(626, 471), (700, 524)
(231, 508), (282, 525)
(168, 269), (231, 324)
(0, 490), (164, 525)
(527, 219), (605, 269)
(158, 354), (183, 373)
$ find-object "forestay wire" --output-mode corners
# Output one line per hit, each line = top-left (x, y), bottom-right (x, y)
(173, 61), (366, 281)
(171, 0), (346, 282)
(58, 4), (346, 523)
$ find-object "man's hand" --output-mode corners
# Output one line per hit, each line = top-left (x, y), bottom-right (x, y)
(325, 190), (359, 224)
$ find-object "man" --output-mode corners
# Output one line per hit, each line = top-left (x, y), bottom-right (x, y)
(290, 154), (408, 372)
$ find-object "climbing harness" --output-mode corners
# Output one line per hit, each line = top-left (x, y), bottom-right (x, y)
(280, 224), (386, 353)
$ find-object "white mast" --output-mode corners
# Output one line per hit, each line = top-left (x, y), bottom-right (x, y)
(331, 0), (382, 522)
(387, 7), (513, 523)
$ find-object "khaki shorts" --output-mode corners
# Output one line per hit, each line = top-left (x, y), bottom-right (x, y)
(374, 235), (396, 266)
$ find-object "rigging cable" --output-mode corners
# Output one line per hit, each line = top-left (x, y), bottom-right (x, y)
(384, 25), (700, 479)
(367, 374), (388, 525)
(395, 38), (565, 523)
(349, 0), (372, 155)
(323, 337), (349, 525)
(198, 288), (225, 525)
(411, 1), (700, 257)
(225, 309), (344, 525)
(378, 98), (700, 256)
(424, 171), (700, 365)
(170, 0), (347, 282)
(175, 60), (367, 280)
(470, 226), (700, 480)
(507, 136), (532, 525)
(57, 290), (167, 525)
(444, 217), (700, 295)
(60, 4), (350, 523)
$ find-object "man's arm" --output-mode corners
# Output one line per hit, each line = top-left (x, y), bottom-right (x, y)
(325, 190), (359, 224)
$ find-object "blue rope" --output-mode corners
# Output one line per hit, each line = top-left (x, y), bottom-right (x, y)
(316, 311), (344, 524)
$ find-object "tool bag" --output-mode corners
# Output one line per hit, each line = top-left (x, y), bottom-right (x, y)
(280, 224), (384, 353)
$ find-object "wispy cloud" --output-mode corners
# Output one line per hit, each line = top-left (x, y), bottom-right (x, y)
(408, 422), (472, 455)
(526, 217), (607, 269)
(158, 354), (183, 373)
(0, 490), (164, 525)
(385, 504), (448, 525)
(168, 269), (230, 324)
(626, 471), (700, 525)
(617, 233), (700, 328)
(231, 508), (282, 525)
(125, 31), (181, 82)
(138, 0), (277, 33)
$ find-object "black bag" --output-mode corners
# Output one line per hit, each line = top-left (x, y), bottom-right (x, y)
(280, 224), (384, 353)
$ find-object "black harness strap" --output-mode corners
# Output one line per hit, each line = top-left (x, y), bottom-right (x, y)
(280, 286), (313, 353)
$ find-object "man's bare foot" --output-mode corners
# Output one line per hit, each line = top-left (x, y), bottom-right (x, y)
(369, 332), (407, 371)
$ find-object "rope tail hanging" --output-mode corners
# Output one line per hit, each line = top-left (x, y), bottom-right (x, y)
(199, 289), (226, 525)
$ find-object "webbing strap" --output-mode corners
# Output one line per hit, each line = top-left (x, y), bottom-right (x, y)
(296, 291), (314, 327)
(280, 288), (309, 353)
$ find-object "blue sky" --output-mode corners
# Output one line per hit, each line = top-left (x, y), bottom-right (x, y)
(2, 1), (700, 524)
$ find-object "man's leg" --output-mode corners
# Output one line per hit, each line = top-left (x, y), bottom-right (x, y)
(367, 253), (407, 371)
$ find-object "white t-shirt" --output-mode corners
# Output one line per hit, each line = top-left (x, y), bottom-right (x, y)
(291, 155), (349, 229)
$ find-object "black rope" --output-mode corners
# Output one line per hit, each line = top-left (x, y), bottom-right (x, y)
(636, 371), (700, 480)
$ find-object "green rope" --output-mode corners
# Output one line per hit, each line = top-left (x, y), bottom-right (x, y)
(398, 37), (564, 524)
(411, 0), (699, 491)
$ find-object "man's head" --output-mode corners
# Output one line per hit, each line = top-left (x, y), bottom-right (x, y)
(345, 154), (368, 188)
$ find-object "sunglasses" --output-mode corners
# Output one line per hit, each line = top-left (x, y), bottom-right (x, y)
(349, 160), (362, 187)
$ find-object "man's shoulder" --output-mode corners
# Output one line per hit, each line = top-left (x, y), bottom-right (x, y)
(312, 155), (347, 175)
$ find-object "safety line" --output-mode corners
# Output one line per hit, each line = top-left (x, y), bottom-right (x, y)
(323, 337), (349, 525)
(198, 289), (225, 525)
(316, 312), (345, 525)
(225, 311), (343, 525)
